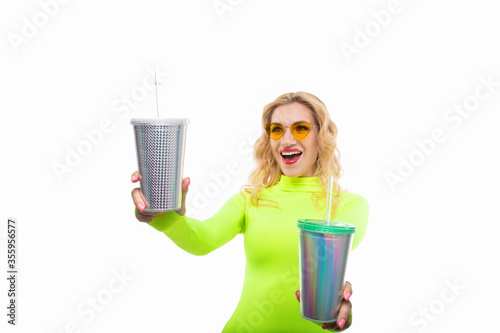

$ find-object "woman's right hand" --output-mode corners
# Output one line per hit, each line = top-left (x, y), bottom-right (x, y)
(131, 171), (191, 223)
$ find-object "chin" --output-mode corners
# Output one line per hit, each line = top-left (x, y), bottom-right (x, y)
(281, 168), (306, 178)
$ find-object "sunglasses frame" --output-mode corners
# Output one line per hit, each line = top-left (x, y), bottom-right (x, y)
(264, 121), (319, 141)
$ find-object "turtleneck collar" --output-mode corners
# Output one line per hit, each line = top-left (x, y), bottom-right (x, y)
(273, 175), (322, 193)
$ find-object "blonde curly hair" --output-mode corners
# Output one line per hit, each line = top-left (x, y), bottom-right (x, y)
(242, 91), (344, 215)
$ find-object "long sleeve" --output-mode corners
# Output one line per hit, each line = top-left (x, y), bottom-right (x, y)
(140, 175), (369, 332)
(147, 192), (246, 256)
(332, 192), (369, 250)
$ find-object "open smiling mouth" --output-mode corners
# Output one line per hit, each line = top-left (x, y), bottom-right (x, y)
(280, 151), (303, 165)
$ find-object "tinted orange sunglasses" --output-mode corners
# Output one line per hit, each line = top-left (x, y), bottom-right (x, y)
(264, 121), (319, 140)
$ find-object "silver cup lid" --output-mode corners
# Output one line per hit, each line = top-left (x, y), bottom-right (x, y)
(130, 118), (189, 125)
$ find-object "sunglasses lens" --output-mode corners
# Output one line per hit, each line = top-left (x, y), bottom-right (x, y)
(291, 122), (311, 139)
(266, 123), (284, 140)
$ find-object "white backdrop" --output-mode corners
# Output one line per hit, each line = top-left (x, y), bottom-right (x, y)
(1, 0), (499, 332)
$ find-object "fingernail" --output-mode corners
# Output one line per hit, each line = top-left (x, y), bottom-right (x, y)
(338, 318), (345, 329)
(322, 323), (328, 330)
(187, 177), (190, 184)
(344, 292), (351, 301)
(295, 290), (300, 297)
(137, 203), (144, 212)
(131, 175), (137, 182)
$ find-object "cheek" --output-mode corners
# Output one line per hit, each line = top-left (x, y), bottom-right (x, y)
(312, 139), (319, 155)
(270, 141), (279, 157)
(270, 140), (278, 151)
(306, 142), (319, 163)
(305, 137), (318, 154)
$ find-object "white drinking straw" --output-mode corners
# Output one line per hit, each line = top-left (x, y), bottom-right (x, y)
(324, 176), (335, 225)
(154, 71), (160, 118)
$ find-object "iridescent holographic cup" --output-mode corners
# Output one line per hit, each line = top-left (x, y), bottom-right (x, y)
(297, 219), (356, 323)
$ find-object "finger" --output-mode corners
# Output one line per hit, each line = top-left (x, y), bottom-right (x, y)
(133, 203), (164, 223)
(131, 188), (146, 212)
(139, 210), (164, 217)
(139, 189), (150, 209)
(135, 210), (164, 222)
(342, 281), (353, 301)
(131, 171), (142, 183)
(175, 177), (190, 216)
(336, 300), (352, 330)
(295, 290), (300, 302)
(131, 186), (152, 211)
(182, 177), (190, 197)
(135, 208), (155, 223)
(320, 299), (351, 331)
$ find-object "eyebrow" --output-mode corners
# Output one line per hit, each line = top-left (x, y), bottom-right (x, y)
(269, 120), (311, 125)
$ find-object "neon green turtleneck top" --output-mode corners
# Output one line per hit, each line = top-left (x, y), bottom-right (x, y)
(148, 175), (369, 332)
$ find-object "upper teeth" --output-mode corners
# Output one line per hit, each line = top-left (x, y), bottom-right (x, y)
(281, 151), (301, 155)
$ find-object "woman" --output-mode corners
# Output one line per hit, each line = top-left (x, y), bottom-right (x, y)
(131, 92), (369, 331)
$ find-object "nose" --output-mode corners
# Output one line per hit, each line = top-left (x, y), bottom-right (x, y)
(281, 126), (297, 146)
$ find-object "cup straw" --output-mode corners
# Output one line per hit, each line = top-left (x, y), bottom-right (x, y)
(154, 71), (160, 118)
(324, 176), (334, 225)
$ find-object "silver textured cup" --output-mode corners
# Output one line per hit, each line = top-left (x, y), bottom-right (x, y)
(297, 219), (356, 323)
(131, 118), (189, 212)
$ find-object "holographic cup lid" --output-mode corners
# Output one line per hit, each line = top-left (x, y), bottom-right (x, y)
(130, 118), (189, 125)
(297, 219), (356, 234)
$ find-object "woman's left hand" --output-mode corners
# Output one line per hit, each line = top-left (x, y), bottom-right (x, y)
(295, 281), (352, 331)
